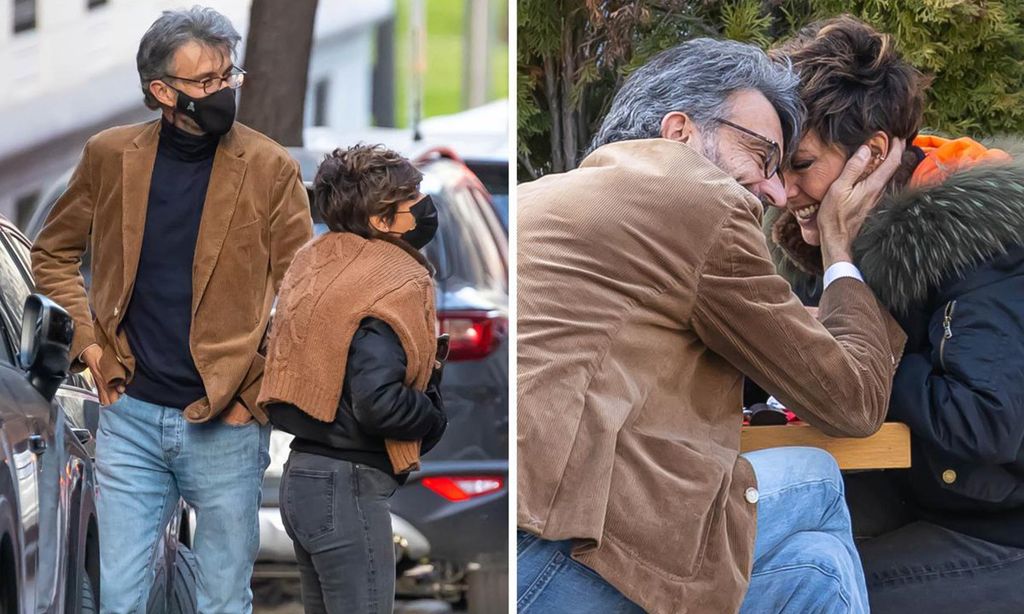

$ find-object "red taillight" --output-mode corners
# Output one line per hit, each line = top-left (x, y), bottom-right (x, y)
(421, 476), (505, 502)
(438, 310), (506, 361)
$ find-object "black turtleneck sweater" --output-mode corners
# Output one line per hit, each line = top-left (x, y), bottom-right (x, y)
(123, 119), (219, 409)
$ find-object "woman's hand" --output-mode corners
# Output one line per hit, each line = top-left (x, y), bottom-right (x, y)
(817, 138), (907, 268)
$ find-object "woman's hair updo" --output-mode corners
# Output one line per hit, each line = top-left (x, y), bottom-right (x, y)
(774, 15), (930, 188)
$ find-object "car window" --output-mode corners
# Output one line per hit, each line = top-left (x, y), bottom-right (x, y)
(468, 186), (509, 271)
(434, 185), (507, 293)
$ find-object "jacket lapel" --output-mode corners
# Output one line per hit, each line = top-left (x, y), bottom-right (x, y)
(192, 127), (247, 314)
(120, 121), (161, 312)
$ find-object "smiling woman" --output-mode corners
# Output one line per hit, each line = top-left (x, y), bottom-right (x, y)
(766, 14), (1024, 614)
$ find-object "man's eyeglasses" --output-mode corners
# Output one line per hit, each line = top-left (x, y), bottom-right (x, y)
(164, 66), (246, 94)
(710, 117), (782, 182)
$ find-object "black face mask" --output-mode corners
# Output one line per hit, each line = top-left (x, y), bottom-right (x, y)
(173, 86), (236, 136)
(401, 195), (439, 249)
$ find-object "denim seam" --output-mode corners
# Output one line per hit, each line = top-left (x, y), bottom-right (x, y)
(133, 472), (177, 613)
(749, 562), (852, 610)
(247, 422), (265, 566)
(352, 466), (379, 612)
(756, 477), (843, 500)
(517, 531), (538, 554)
(517, 549), (567, 611)
(869, 550), (1024, 587)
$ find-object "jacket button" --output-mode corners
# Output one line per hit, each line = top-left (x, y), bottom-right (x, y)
(744, 487), (759, 504)
(942, 469), (957, 484)
(113, 306), (119, 317)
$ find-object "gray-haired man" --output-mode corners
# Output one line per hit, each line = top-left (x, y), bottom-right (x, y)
(31, 7), (312, 611)
(516, 39), (906, 613)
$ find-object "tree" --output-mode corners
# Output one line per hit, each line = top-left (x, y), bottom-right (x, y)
(518, 0), (1024, 180)
(237, 0), (320, 146)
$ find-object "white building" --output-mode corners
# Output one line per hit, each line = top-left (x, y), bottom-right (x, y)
(0, 0), (394, 226)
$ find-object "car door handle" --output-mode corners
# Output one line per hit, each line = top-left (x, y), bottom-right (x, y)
(28, 434), (47, 455)
(71, 428), (93, 445)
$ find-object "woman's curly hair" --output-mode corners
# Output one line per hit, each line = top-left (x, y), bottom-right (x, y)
(314, 143), (423, 237)
(774, 15), (930, 189)
(313, 144), (432, 269)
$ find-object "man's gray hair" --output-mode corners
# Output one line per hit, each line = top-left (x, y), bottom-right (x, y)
(590, 38), (804, 157)
(136, 6), (241, 110)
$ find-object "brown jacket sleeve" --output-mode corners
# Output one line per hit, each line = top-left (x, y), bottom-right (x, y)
(691, 204), (906, 437)
(237, 157), (313, 417)
(30, 139), (97, 368)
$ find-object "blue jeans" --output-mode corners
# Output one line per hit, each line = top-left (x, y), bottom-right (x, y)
(517, 447), (868, 613)
(96, 394), (271, 613)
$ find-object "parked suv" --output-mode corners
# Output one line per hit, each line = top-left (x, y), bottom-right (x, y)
(0, 217), (196, 612)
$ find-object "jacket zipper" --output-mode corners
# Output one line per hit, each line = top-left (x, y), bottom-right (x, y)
(939, 300), (957, 369)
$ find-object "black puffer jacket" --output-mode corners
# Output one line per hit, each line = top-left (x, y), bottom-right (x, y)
(270, 317), (447, 483)
(769, 162), (1024, 547)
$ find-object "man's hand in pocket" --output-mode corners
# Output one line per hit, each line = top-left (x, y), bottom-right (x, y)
(81, 344), (123, 406)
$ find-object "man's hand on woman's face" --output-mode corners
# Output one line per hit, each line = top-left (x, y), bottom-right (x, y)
(816, 138), (907, 267)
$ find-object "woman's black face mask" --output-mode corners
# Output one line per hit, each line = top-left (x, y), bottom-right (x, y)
(401, 195), (439, 249)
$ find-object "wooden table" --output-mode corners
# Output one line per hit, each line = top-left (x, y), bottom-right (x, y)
(741, 422), (911, 470)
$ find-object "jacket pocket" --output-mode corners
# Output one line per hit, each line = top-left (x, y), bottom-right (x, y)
(283, 467), (336, 541)
(915, 451), (1020, 509)
(602, 430), (728, 581)
(939, 300), (957, 370)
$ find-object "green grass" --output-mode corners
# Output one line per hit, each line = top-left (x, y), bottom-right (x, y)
(393, 0), (508, 127)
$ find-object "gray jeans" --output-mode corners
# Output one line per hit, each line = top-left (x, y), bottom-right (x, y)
(279, 451), (400, 613)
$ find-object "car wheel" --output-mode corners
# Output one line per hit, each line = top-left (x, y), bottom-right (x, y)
(168, 544), (199, 614)
(0, 494), (17, 613)
(465, 554), (508, 614)
(80, 572), (98, 614)
(0, 536), (16, 614)
(165, 544), (197, 609)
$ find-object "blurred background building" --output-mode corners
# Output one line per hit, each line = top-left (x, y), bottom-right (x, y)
(0, 0), (508, 228)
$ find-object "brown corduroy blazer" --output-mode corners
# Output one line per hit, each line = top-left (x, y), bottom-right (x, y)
(516, 139), (907, 614)
(30, 119), (313, 423)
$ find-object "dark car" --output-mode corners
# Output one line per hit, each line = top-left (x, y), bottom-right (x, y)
(1, 217), (197, 612)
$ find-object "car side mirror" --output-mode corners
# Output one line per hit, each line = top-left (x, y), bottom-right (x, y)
(19, 294), (74, 402)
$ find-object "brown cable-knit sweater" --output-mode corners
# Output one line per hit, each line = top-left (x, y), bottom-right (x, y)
(257, 232), (437, 471)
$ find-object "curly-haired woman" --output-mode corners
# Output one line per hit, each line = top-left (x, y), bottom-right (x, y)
(257, 144), (447, 613)
(771, 15), (1024, 613)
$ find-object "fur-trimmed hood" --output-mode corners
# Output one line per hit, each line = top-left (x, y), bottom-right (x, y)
(768, 161), (1024, 315)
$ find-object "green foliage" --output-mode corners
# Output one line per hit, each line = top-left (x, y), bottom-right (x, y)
(721, 0), (773, 46)
(395, 0), (509, 128)
(518, 0), (1024, 179)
